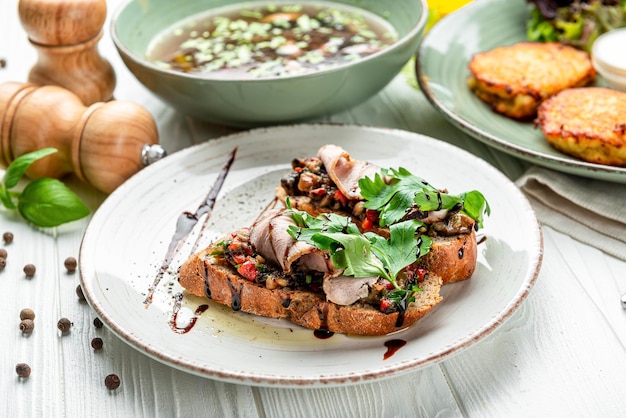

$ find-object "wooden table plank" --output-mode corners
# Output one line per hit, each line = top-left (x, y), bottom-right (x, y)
(443, 227), (626, 417)
(3, 0), (626, 416)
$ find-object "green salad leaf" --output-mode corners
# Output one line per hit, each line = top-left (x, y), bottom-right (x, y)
(527, 0), (626, 51)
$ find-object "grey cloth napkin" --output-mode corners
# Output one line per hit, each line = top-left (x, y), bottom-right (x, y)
(516, 167), (626, 261)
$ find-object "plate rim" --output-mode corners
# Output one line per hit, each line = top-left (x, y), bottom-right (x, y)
(79, 123), (544, 387)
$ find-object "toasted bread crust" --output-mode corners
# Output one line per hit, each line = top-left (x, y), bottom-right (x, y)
(536, 87), (626, 166)
(422, 233), (477, 285)
(468, 42), (595, 119)
(178, 238), (443, 336)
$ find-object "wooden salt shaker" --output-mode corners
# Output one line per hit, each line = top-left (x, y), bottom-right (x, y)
(18, 0), (116, 105)
(0, 82), (165, 194)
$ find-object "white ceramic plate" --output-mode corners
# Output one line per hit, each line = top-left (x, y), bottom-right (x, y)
(79, 124), (543, 387)
(416, 0), (626, 183)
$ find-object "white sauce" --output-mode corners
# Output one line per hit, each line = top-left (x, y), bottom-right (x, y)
(593, 28), (626, 75)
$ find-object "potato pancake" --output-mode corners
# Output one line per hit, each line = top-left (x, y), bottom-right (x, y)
(536, 87), (626, 166)
(468, 42), (596, 120)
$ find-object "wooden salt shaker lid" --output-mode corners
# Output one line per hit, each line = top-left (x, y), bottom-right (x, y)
(18, 0), (116, 105)
(18, 0), (107, 46)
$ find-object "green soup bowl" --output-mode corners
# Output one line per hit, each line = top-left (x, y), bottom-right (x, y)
(111, 0), (428, 127)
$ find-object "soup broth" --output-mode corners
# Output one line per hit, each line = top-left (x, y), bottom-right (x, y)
(146, 1), (398, 79)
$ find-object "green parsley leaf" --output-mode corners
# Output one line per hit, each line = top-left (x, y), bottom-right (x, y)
(315, 231), (388, 280)
(460, 190), (490, 229)
(359, 167), (430, 226)
(18, 178), (90, 227)
(359, 166), (490, 229)
(287, 208), (429, 289)
(286, 207), (360, 248)
(368, 220), (429, 284)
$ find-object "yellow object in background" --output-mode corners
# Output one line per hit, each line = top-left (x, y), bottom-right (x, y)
(402, 0), (473, 88)
(426, 0), (473, 30)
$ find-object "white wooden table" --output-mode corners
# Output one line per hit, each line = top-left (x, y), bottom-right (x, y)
(2, 1), (626, 416)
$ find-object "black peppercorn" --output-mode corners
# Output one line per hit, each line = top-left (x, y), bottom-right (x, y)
(19, 319), (34, 334)
(57, 317), (72, 333)
(76, 285), (86, 302)
(23, 264), (36, 277)
(3, 232), (13, 244)
(104, 374), (120, 390)
(0, 248), (6, 258)
(91, 337), (103, 350)
(93, 317), (103, 329)
(0, 257), (6, 271)
(20, 308), (35, 321)
(64, 257), (77, 273)
(16, 363), (31, 378)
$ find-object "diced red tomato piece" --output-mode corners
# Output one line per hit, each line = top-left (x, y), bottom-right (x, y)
(416, 267), (428, 282)
(237, 261), (258, 281)
(365, 209), (379, 222)
(362, 217), (373, 231)
(380, 299), (392, 311)
(333, 190), (348, 206)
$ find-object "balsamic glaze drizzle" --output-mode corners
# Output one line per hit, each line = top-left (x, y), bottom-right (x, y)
(202, 254), (212, 299)
(169, 291), (211, 334)
(144, 147), (238, 307)
(314, 329), (334, 339)
(383, 339), (407, 360)
(227, 281), (242, 311)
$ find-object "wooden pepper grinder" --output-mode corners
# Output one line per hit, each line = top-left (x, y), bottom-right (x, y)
(18, 0), (116, 105)
(0, 82), (165, 194)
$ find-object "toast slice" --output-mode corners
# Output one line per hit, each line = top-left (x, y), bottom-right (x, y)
(178, 145), (487, 336)
(178, 230), (443, 336)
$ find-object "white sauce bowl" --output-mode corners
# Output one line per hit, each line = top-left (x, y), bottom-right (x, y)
(592, 28), (626, 92)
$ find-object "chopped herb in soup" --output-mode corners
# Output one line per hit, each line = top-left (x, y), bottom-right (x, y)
(146, 1), (397, 79)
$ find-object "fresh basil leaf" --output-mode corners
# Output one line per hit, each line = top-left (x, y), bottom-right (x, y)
(4, 148), (58, 190)
(17, 178), (90, 227)
(0, 187), (16, 209)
